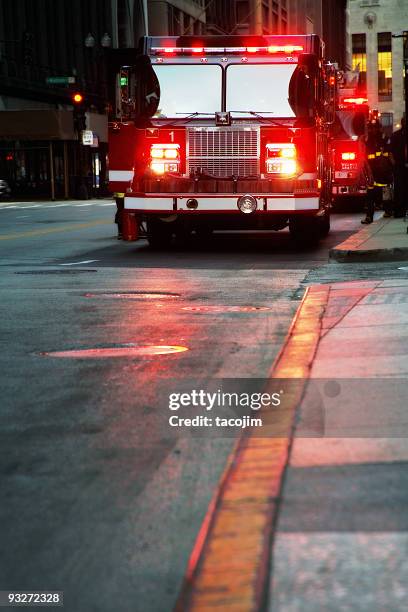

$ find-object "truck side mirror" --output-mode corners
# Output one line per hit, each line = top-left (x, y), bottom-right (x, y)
(288, 54), (317, 120)
(137, 56), (160, 118)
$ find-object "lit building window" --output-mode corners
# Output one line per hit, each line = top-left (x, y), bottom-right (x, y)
(377, 32), (392, 101)
(351, 33), (367, 90)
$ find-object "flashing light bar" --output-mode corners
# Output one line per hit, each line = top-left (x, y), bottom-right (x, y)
(151, 45), (304, 56)
(343, 97), (368, 105)
(267, 45), (304, 53)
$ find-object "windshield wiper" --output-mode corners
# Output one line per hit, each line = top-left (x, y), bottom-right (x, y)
(175, 112), (214, 116)
(154, 112), (214, 127)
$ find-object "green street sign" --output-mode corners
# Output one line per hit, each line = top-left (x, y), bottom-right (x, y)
(120, 76), (128, 86)
(46, 76), (75, 85)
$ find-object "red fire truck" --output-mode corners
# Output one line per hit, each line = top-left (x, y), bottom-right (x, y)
(108, 35), (336, 246)
(331, 73), (369, 207)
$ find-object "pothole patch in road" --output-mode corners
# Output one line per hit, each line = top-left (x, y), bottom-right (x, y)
(181, 305), (271, 313)
(39, 344), (189, 358)
(85, 291), (180, 300)
(16, 269), (98, 275)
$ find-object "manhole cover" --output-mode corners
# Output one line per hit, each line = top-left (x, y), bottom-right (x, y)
(40, 344), (188, 358)
(182, 305), (270, 313)
(85, 291), (180, 299)
(16, 269), (97, 275)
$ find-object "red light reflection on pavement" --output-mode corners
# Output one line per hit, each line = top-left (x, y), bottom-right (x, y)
(182, 306), (270, 313)
(40, 345), (189, 358)
(84, 292), (180, 300)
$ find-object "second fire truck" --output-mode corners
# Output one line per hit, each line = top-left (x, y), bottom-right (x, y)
(330, 71), (370, 207)
(108, 34), (336, 247)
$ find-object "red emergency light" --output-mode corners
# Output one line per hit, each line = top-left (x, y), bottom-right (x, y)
(149, 143), (180, 174)
(343, 97), (368, 106)
(341, 152), (357, 161)
(265, 143), (298, 177)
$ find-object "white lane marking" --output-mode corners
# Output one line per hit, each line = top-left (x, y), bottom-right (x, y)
(99, 203), (116, 206)
(59, 259), (99, 266)
(17, 215), (29, 218)
(398, 267), (408, 271)
(47, 204), (68, 208)
(24, 204), (42, 208)
(75, 203), (94, 207)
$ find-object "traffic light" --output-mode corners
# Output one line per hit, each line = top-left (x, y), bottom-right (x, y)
(72, 92), (84, 104)
(72, 92), (87, 133)
(22, 31), (34, 66)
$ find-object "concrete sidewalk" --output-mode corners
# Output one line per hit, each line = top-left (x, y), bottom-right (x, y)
(175, 278), (408, 611)
(271, 278), (408, 611)
(330, 216), (408, 262)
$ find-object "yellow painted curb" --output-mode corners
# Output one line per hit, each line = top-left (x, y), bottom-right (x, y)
(176, 285), (329, 612)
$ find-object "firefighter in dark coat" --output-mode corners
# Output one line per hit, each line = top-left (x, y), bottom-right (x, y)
(390, 117), (408, 218)
(362, 121), (393, 224)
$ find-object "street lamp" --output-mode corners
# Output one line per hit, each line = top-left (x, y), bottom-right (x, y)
(84, 33), (96, 48)
(101, 33), (112, 48)
(84, 33), (111, 49)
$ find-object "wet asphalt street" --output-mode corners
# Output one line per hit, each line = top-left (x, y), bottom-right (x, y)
(0, 200), (369, 612)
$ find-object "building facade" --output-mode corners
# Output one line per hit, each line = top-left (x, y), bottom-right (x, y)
(348, 0), (408, 132)
(147, 0), (206, 36)
(0, 0), (147, 199)
(226, 0), (346, 67)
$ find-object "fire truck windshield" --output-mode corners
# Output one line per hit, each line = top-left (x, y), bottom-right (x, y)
(226, 64), (297, 118)
(151, 64), (222, 117)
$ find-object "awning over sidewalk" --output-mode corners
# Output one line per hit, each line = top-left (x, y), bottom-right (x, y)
(0, 110), (75, 140)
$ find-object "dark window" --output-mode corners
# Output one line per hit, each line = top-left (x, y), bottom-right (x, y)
(272, 11), (279, 33)
(380, 111), (393, 135)
(168, 5), (181, 35)
(262, 4), (269, 32)
(236, 0), (249, 24)
(194, 18), (202, 35)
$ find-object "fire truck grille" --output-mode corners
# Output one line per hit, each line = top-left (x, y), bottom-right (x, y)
(187, 127), (260, 178)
